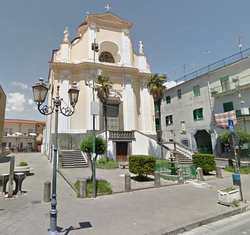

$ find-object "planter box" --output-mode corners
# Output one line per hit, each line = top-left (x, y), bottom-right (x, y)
(218, 188), (240, 206)
(14, 166), (34, 175)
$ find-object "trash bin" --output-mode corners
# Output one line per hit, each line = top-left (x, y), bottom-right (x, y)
(232, 173), (241, 186)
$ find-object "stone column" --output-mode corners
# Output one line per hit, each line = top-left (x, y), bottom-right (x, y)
(215, 166), (222, 178)
(177, 169), (184, 184)
(44, 181), (51, 203)
(125, 173), (131, 192)
(197, 167), (204, 181)
(79, 178), (87, 198)
(154, 172), (161, 187)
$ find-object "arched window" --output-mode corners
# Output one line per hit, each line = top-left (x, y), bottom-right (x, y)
(99, 51), (115, 63)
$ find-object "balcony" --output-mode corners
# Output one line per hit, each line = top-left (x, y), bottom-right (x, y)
(210, 81), (250, 97)
(109, 131), (135, 140)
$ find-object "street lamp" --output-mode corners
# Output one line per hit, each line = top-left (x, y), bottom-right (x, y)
(32, 78), (79, 235)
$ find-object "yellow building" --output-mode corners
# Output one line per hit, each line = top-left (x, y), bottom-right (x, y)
(44, 11), (159, 161)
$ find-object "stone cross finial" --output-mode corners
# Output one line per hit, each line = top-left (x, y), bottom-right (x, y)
(105, 4), (111, 12)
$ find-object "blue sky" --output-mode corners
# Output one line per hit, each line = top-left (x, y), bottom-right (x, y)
(1, 0), (250, 121)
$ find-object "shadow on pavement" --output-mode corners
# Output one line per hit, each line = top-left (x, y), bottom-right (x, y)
(57, 222), (92, 234)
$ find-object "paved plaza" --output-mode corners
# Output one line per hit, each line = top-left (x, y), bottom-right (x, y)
(0, 153), (249, 235)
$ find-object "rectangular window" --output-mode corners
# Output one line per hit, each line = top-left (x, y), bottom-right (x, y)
(166, 96), (171, 104)
(177, 89), (181, 99)
(193, 108), (203, 120)
(193, 85), (200, 96)
(220, 76), (230, 92)
(223, 102), (234, 112)
(9, 128), (13, 134)
(166, 115), (173, 125)
(28, 129), (33, 134)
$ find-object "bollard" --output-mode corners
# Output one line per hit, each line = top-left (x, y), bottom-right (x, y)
(8, 156), (15, 198)
(125, 173), (131, 192)
(154, 171), (161, 187)
(197, 167), (204, 181)
(43, 181), (51, 203)
(79, 178), (87, 198)
(177, 169), (184, 184)
(215, 166), (222, 178)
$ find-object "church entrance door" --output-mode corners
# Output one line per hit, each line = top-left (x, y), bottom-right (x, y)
(116, 142), (128, 162)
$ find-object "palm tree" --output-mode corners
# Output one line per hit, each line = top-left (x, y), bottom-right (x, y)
(95, 75), (113, 162)
(146, 73), (167, 160)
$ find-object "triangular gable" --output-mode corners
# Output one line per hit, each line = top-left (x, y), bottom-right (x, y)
(86, 12), (133, 29)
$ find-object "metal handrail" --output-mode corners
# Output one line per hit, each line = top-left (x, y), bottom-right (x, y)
(175, 48), (250, 83)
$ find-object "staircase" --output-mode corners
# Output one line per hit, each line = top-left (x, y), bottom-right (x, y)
(61, 150), (88, 168)
(174, 151), (192, 164)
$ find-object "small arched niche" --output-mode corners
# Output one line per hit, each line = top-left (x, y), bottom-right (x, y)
(98, 41), (121, 64)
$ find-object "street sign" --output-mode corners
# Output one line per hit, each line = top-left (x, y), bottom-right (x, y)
(228, 119), (235, 133)
(228, 133), (240, 145)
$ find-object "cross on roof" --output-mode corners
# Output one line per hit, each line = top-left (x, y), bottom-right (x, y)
(105, 4), (111, 12)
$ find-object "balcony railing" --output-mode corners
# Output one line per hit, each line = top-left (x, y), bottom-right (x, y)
(175, 48), (250, 84)
(109, 131), (135, 139)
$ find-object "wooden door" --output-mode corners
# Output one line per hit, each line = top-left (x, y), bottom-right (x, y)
(116, 142), (128, 162)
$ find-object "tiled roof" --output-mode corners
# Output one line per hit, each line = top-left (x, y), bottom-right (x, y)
(4, 119), (45, 124)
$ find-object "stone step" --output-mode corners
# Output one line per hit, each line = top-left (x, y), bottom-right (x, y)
(61, 150), (88, 168)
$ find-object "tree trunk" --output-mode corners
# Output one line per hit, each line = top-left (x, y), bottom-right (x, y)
(158, 101), (163, 160)
(104, 102), (108, 163)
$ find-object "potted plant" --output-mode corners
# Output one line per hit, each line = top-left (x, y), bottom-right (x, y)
(218, 187), (240, 206)
(14, 162), (33, 175)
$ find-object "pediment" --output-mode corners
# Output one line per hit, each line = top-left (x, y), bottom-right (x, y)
(86, 12), (133, 29)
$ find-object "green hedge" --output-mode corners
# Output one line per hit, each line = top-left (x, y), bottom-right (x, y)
(192, 154), (216, 173)
(129, 155), (156, 177)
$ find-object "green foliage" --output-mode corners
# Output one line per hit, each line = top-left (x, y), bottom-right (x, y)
(80, 135), (107, 156)
(221, 129), (250, 146)
(129, 155), (156, 177)
(19, 162), (28, 166)
(231, 199), (239, 207)
(225, 165), (250, 174)
(156, 159), (170, 163)
(192, 154), (216, 173)
(74, 178), (113, 198)
(221, 187), (236, 193)
(96, 158), (118, 167)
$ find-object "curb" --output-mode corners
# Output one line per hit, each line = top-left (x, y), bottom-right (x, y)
(150, 205), (249, 235)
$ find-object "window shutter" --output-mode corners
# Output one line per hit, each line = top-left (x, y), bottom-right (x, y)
(193, 110), (197, 120)
(170, 115), (173, 124)
(199, 108), (203, 118)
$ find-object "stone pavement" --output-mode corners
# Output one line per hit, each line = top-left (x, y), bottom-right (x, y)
(0, 153), (249, 235)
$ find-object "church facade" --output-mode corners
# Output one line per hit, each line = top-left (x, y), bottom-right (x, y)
(43, 11), (160, 162)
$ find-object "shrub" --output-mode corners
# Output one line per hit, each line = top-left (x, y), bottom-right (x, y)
(129, 155), (156, 178)
(19, 162), (28, 166)
(98, 158), (107, 165)
(192, 154), (216, 174)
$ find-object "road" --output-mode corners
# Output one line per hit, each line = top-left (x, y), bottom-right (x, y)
(181, 209), (250, 235)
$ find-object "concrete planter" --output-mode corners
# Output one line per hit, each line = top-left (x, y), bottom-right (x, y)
(218, 188), (240, 206)
(14, 166), (34, 175)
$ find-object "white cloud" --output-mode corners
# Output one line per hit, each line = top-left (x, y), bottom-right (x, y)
(28, 99), (33, 105)
(11, 81), (28, 89)
(6, 92), (26, 112)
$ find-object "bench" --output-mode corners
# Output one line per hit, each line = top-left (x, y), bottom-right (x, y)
(120, 162), (129, 169)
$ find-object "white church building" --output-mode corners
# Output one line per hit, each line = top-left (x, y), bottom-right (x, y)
(43, 10), (173, 164)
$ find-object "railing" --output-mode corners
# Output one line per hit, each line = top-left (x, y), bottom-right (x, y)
(109, 131), (135, 139)
(175, 48), (250, 84)
(156, 163), (196, 180)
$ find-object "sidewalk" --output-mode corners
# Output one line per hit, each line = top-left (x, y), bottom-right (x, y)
(0, 153), (249, 235)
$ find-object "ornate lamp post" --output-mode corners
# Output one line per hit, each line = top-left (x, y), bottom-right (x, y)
(32, 78), (79, 235)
